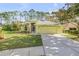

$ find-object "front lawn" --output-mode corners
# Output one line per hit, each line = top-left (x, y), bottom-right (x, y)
(0, 31), (43, 51)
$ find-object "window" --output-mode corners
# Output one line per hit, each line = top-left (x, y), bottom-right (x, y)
(69, 28), (76, 30)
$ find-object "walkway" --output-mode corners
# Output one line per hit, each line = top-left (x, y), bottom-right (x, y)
(0, 46), (44, 56)
(41, 34), (79, 56)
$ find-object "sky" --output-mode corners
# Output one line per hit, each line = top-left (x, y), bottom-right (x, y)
(0, 3), (65, 12)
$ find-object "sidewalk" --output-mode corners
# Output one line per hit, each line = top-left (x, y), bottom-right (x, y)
(0, 46), (44, 56)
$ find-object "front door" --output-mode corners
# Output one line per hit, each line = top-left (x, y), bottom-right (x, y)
(31, 23), (35, 33)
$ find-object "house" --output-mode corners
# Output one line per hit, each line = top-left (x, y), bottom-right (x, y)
(64, 22), (78, 31)
(46, 12), (59, 22)
(25, 20), (64, 34)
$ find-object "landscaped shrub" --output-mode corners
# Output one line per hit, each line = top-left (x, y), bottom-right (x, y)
(64, 30), (69, 33)
(11, 23), (20, 31)
(71, 30), (79, 34)
(11, 22), (26, 32)
(2, 22), (21, 31)
(64, 30), (79, 35)
(0, 27), (4, 39)
(2, 24), (12, 31)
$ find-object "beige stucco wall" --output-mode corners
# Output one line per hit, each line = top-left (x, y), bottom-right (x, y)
(36, 25), (64, 34)
(25, 21), (64, 34)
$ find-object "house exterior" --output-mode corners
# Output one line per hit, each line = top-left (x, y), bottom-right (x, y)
(25, 20), (64, 34)
(46, 12), (59, 22)
(64, 22), (78, 30)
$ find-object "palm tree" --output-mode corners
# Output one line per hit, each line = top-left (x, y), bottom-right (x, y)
(36, 11), (40, 20)
(0, 13), (4, 25)
(36, 11), (45, 20)
(1, 12), (11, 24)
(40, 12), (44, 20)
(23, 11), (28, 21)
(12, 11), (18, 21)
(29, 9), (35, 20)
(19, 12), (22, 22)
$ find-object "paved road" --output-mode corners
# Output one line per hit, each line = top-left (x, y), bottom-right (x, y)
(41, 34), (79, 56)
(0, 46), (44, 56)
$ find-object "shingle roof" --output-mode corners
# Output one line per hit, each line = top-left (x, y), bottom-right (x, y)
(36, 20), (58, 25)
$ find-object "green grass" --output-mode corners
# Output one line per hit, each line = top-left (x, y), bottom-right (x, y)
(0, 31), (42, 51)
(63, 33), (79, 41)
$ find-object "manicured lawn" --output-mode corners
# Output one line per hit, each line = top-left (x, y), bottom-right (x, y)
(0, 31), (43, 51)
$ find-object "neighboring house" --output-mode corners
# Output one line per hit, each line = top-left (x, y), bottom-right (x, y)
(46, 12), (59, 22)
(75, 16), (79, 22)
(64, 22), (78, 31)
(25, 20), (64, 34)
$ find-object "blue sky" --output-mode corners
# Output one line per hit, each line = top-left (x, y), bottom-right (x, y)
(0, 3), (65, 12)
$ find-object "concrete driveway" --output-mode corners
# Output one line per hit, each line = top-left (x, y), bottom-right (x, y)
(41, 34), (79, 56)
